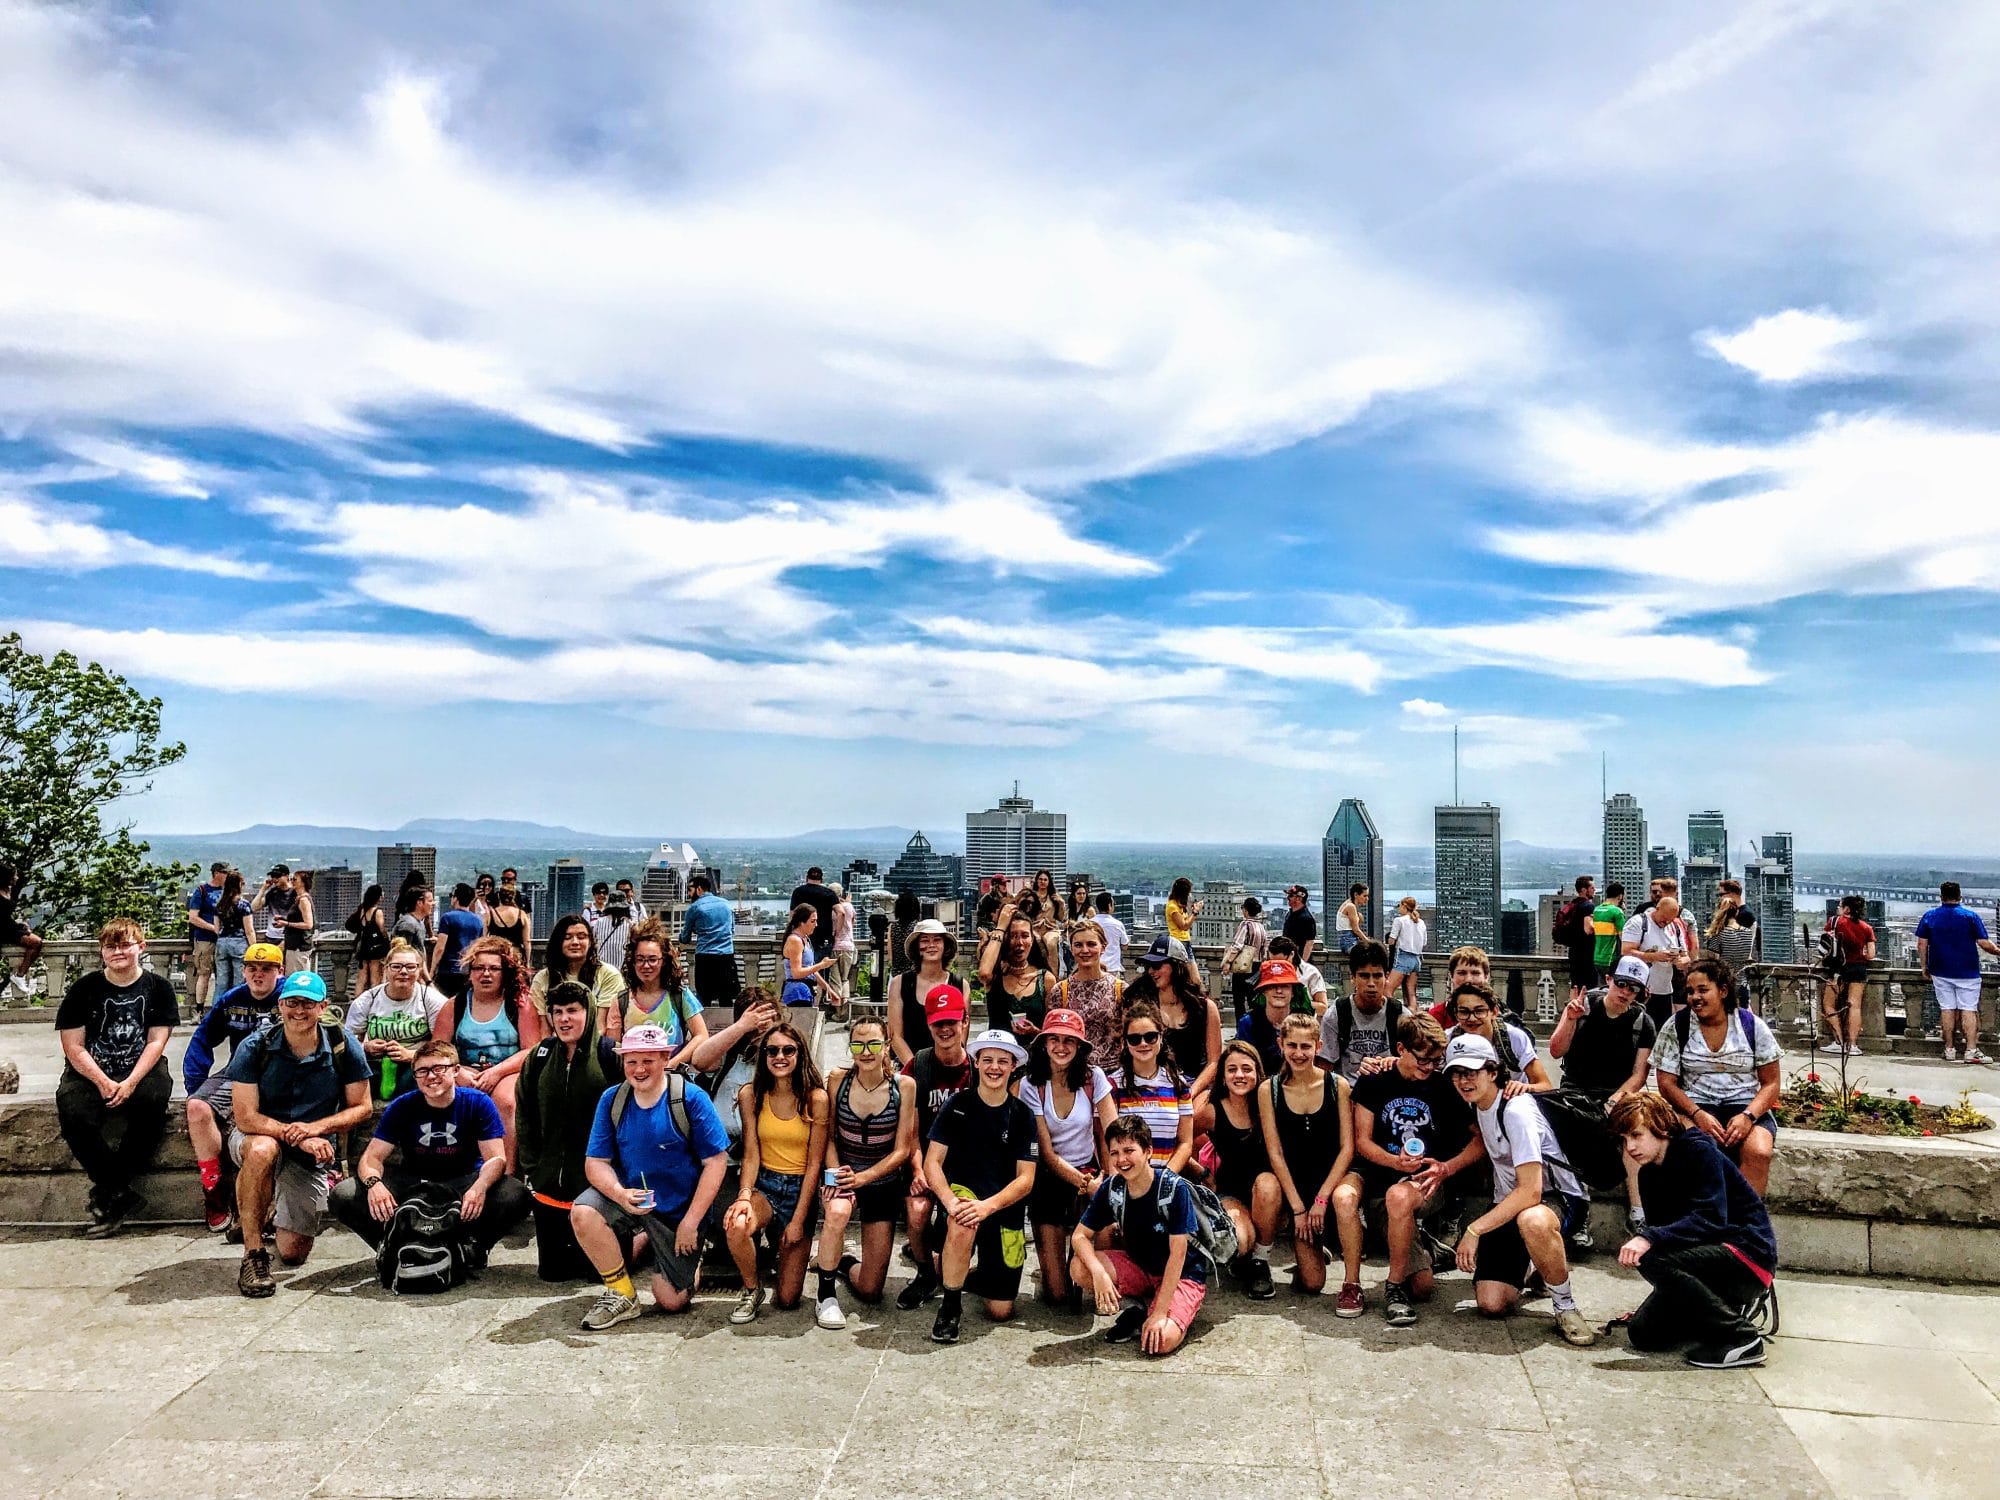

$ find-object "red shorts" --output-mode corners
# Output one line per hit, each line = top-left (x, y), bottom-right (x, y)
(1101, 1249), (1206, 1331)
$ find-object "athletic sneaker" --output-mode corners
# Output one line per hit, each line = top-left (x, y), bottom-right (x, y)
(729, 1286), (765, 1324)
(1568, 1223), (1595, 1254)
(202, 1179), (231, 1233)
(1966, 1048), (1991, 1065)
(237, 1249), (276, 1299)
(815, 1296), (847, 1330)
(930, 1303), (962, 1344)
(1335, 1281), (1364, 1318)
(83, 1189), (132, 1240)
(1688, 1335), (1766, 1369)
(1625, 1209), (1648, 1236)
(581, 1288), (641, 1331)
(1103, 1305), (1145, 1344)
(894, 1269), (940, 1310)
(1943, 1046), (1960, 1062)
(1384, 1281), (1417, 1327)
(1245, 1258), (1276, 1301)
(1555, 1308), (1598, 1347)
(1419, 1226), (1456, 1273)
(7, 973), (31, 997)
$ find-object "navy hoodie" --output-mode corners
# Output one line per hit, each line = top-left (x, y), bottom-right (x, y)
(1637, 1127), (1778, 1273)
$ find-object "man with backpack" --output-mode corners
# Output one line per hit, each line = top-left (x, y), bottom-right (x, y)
(1443, 1033), (1597, 1347)
(1318, 939), (1401, 1082)
(1554, 876), (1598, 1003)
(1071, 1112), (1223, 1356)
(569, 1023), (732, 1330)
(330, 1038), (529, 1285)
(182, 942), (286, 1231)
(1623, 886), (1694, 1026)
(517, 980), (625, 1280)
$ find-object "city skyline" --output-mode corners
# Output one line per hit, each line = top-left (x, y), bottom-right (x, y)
(7, 5), (2000, 852)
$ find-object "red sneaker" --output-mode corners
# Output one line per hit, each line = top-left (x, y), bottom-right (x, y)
(1335, 1281), (1365, 1318)
(202, 1179), (231, 1233)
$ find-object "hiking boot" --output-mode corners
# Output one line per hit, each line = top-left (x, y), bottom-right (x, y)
(894, 1269), (940, 1311)
(1335, 1281), (1364, 1318)
(201, 1179), (231, 1233)
(1245, 1258), (1277, 1301)
(1555, 1308), (1597, 1347)
(1687, 1335), (1765, 1369)
(729, 1286), (765, 1324)
(580, 1287), (641, 1331)
(1384, 1281), (1417, 1328)
(237, 1249), (276, 1299)
(815, 1295), (847, 1330)
(930, 1302), (962, 1344)
(1103, 1305), (1145, 1344)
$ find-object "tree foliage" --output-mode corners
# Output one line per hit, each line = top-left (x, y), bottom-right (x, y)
(0, 633), (196, 934)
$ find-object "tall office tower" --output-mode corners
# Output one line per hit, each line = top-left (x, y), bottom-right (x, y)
(639, 842), (701, 914)
(1682, 855), (1725, 936)
(885, 831), (960, 900)
(1761, 832), (1795, 868)
(1647, 846), (1681, 882)
(311, 864), (363, 932)
(1434, 804), (1502, 951)
(1321, 798), (1386, 940)
(1688, 810), (1730, 879)
(1499, 902), (1536, 956)
(1747, 833), (1796, 962)
(1193, 881), (1247, 947)
(1112, 891), (1138, 930)
(546, 858), (587, 919)
(521, 882), (552, 942)
(840, 858), (883, 900)
(376, 842), (438, 897)
(1601, 794), (1647, 901)
(1536, 892), (1566, 954)
(964, 786), (1067, 880)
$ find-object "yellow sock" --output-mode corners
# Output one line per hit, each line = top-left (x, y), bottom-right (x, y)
(602, 1269), (636, 1300)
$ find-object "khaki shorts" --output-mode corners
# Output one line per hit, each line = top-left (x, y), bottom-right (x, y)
(189, 942), (217, 979)
(284, 951), (314, 976)
(229, 1128), (331, 1236)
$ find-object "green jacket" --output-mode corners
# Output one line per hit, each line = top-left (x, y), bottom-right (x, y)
(516, 1021), (621, 1203)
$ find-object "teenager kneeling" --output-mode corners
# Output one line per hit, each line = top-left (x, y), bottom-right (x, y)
(1443, 1034), (1596, 1347)
(1610, 1092), (1777, 1369)
(1069, 1113), (1209, 1356)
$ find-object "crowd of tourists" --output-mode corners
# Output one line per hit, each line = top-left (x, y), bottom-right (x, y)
(80, 865), (1999, 1376)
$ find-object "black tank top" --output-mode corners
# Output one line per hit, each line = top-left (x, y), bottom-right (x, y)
(834, 1070), (900, 1171)
(1209, 1096), (1269, 1197)
(1162, 998), (1210, 1081)
(1271, 1071), (1343, 1187)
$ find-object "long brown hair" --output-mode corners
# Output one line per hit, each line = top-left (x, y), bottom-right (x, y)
(751, 1019), (825, 1117)
(1116, 998), (1185, 1094)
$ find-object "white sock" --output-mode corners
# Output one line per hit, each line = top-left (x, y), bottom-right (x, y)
(1547, 1279), (1578, 1313)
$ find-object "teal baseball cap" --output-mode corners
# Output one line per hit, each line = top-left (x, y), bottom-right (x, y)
(278, 971), (328, 1004)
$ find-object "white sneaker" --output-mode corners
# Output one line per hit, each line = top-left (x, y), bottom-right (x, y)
(729, 1286), (765, 1324)
(7, 973), (31, 996)
(581, 1288), (642, 1331)
(1943, 1046), (1960, 1062)
(815, 1295), (846, 1330)
(1966, 1048), (1991, 1065)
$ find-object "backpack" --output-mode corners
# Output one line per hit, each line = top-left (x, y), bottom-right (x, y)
(607, 1073), (695, 1142)
(1106, 1166), (1239, 1274)
(375, 1189), (469, 1294)
(1334, 997), (1403, 1060)
(1492, 1090), (1625, 1193)
(1552, 898), (1588, 946)
(1815, 923), (1841, 976)
(1673, 1005), (1768, 1062)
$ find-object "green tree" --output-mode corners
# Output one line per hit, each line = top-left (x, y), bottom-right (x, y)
(0, 633), (196, 934)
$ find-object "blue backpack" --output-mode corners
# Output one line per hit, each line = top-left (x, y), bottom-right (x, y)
(1106, 1166), (1239, 1273)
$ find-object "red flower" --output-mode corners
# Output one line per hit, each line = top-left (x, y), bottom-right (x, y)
(1807, 1073), (1820, 1083)
(1909, 1094), (1922, 1105)
(1922, 1130), (1935, 1138)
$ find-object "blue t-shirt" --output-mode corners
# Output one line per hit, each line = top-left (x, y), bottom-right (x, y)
(586, 1082), (731, 1221)
(1917, 904), (1990, 980)
(374, 1088), (504, 1181)
(679, 894), (735, 956)
(226, 1023), (371, 1124)
(1080, 1168), (1207, 1283)
(187, 881), (225, 943)
(437, 908), (484, 976)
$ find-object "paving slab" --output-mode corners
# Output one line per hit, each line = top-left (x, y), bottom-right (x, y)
(1754, 1335), (2000, 1423)
(1778, 1409), (2000, 1500)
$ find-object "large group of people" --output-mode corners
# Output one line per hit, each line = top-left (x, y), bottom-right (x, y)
(38, 857), (1892, 1377)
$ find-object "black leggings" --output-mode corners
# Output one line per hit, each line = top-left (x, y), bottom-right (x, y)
(56, 1061), (172, 1199)
(1627, 1242), (1764, 1351)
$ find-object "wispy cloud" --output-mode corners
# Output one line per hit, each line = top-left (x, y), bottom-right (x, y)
(1701, 308), (1868, 383)
(0, 492), (267, 579)
(1398, 697), (1616, 770)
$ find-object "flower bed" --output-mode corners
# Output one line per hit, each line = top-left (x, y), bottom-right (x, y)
(1779, 1067), (1992, 1137)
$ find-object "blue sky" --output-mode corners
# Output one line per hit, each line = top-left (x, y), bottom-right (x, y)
(4, 0), (1999, 851)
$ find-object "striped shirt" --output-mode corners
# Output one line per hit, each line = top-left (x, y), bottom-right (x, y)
(1111, 1065), (1190, 1165)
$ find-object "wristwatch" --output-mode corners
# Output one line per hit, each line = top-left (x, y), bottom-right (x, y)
(361, 1175), (383, 1189)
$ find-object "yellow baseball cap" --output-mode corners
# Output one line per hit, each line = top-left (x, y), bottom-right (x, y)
(244, 943), (284, 966)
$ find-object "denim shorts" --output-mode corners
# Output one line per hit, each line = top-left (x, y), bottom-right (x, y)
(756, 1168), (806, 1225)
(1393, 949), (1421, 974)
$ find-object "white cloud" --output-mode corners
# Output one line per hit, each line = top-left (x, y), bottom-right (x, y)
(1701, 308), (1868, 383)
(0, 492), (266, 579)
(1512, 407), (1763, 502)
(1375, 605), (1768, 688)
(51, 437), (217, 498)
(1397, 698), (1615, 770)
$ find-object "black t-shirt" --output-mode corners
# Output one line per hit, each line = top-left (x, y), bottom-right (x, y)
(790, 883), (836, 947)
(0, 888), (25, 944)
(1350, 1065), (1473, 1173)
(904, 1048), (973, 1141)
(926, 1088), (1035, 1226)
(1561, 999), (1659, 1097)
(55, 970), (179, 1080)
(1283, 908), (1318, 953)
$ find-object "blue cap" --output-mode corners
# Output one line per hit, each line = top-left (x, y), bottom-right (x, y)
(278, 971), (328, 1004)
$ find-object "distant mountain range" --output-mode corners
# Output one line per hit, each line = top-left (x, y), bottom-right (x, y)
(159, 817), (939, 851)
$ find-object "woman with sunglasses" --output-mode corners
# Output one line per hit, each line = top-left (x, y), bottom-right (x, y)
(1261, 1012), (1357, 1308)
(1208, 1039), (1280, 1300)
(530, 913), (627, 1038)
(813, 1016), (916, 1328)
(723, 1019), (828, 1323)
(1019, 1007), (1114, 1308)
(433, 935), (543, 1173)
(1110, 999), (1193, 1174)
(619, 919), (709, 1057)
(979, 910), (1053, 1040)
(1124, 934), (1222, 1135)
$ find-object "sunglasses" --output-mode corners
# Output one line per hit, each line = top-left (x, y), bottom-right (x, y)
(764, 1044), (799, 1059)
(849, 1040), (886, 1055)
(1125, 1030), (1161, 1045)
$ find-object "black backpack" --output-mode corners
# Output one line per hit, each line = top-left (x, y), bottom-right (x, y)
(1494, 1090), (1626, 1192)
(376, 1189), (468, 1294)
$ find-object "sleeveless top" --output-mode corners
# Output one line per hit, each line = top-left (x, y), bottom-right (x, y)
(454, 999), (519, 1070)
(1209, 1095), (1270, 1197)
(1161, 997), (1210, 1081)
(486, 910), (528, 961)
(833, 1071), (900, 1173)
(898, 969), (947, 1048)
(782, 938), (817, 1006)
(757, 1094), (811, 1176)
(1271, 1071), (1343, 1187)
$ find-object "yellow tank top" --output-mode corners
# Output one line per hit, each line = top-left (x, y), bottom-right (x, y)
(757, 1095), (811, 1176)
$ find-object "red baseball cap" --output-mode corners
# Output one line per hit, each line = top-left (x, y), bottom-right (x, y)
(1038, 1008), (1089, 1045)
(1255, 959), (1300, 991)
(924, 984), (967, 1024)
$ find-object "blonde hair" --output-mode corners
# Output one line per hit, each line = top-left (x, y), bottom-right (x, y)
(1398, 896), (1418, 915)
(1448, 945), (1490, 977)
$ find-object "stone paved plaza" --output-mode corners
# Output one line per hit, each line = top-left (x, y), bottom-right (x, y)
(0, 1224), (1996, 1499)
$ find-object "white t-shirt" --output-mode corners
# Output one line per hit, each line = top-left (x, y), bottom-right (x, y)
(1297, 960), (1328, 1004)
(1389, 914), (1427, 956)
(1018, 1066), (1112, 1169)
(1622, 911), (1686, 996)
(1475, 1093), (1583, 1201)
(342, 982), (447, 1042)
(1092, 915), (1129, 974)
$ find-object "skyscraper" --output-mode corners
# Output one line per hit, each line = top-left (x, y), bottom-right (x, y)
(1647, 846), (1681, 882)
(1748, 832), (1796, 962)
(1434, 804), (1502, 951)
(1321, 799), (1385, 940)
(1682, 855), (1724, 936)
(639, 842), (703, 916)
(521, 882), (553, 942)
(1194, 881), (1247, 947)
(376, 842), (438, 897)
(964, 786), (1067, 880)
(1601, 794), (1647, 902)
(885, 831), (961, 900)
(311, 863), (363, 932)
(1688, 810), (1730, 879)
(546, 858), (587, 919)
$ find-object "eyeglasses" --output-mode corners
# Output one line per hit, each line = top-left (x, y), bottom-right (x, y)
(100, 941), (141, 953)
(468, 964), (504, 975)
(413, 1065), (452, 1081)
(1455, 1006), (1492, 1020)
(280, 997), (326, 1009)
(1125, 1031), (1161, 1045)
(633, 953), (663, 965)
(763, 1044), (799, 1059)
(1407, 1051), (1443, 1067)
(850, 1040), (886, 1055)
